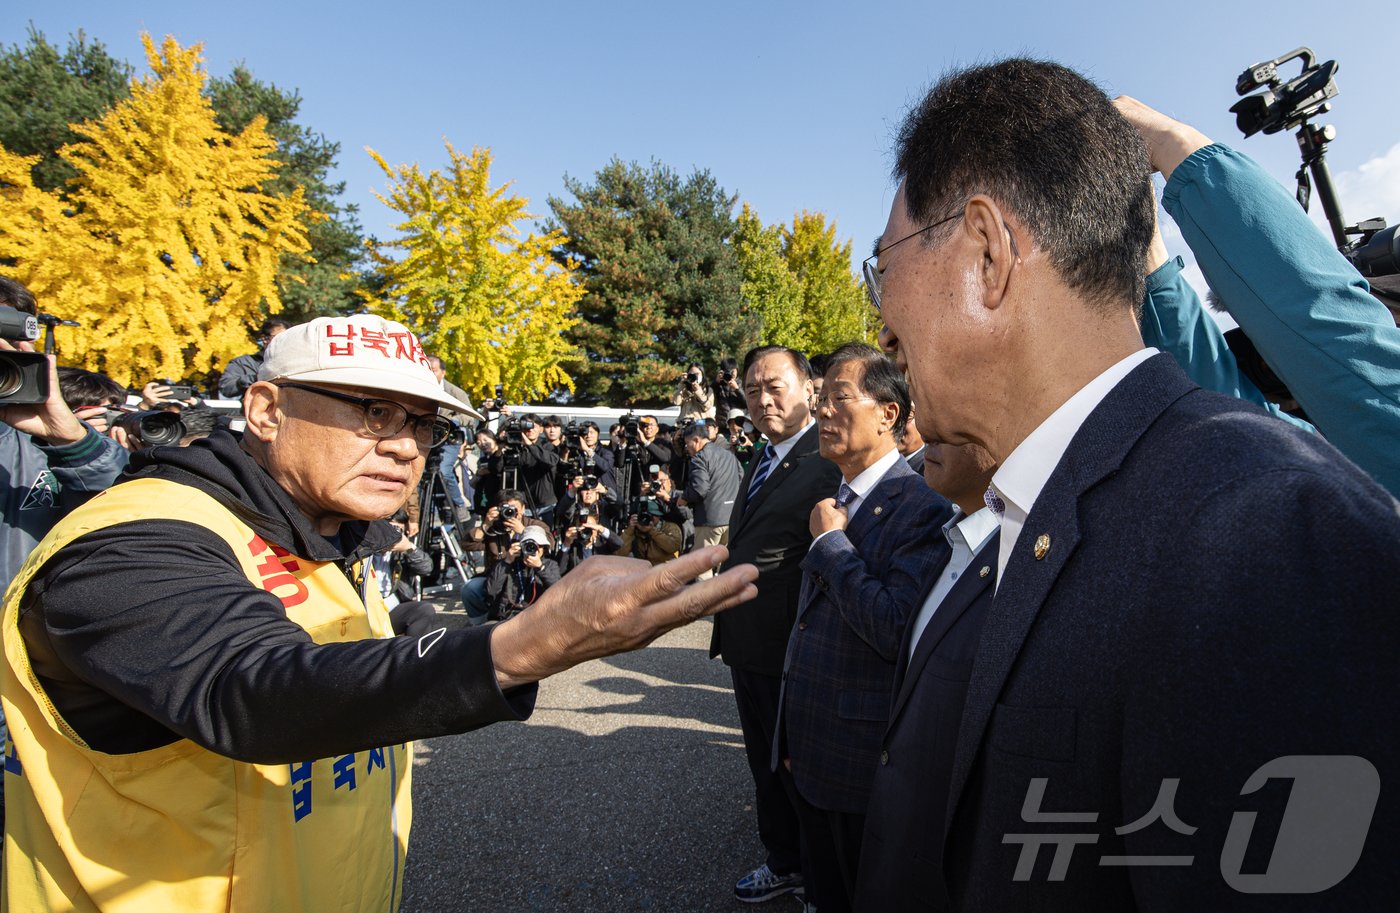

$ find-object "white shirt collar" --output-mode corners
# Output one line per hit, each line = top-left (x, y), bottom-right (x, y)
(991, 348), (1157, 585)
(945, 505), (1000, 553)
(764, 420), (815, 462)
(842, 446), (901, 522)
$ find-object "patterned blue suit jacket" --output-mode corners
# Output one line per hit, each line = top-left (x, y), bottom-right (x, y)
(774, 455), (953, 814)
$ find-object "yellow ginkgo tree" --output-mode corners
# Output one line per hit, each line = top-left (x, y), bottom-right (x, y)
(362, 142), (581, 402)
(0, 33), (309, 386)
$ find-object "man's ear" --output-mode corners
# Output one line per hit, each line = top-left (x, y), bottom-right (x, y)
(964, 195), (1017, 311)
(881, 400), (902, 433)
(242, 381), (284, 443)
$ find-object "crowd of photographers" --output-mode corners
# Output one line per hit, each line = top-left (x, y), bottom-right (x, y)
(448, 375), (758, 622)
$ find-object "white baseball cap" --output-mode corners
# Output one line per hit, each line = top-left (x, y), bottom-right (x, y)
(258, 315), (484, 420)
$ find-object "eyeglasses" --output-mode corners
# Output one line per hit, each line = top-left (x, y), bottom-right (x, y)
(815, 392), (876, 412)
(276, 382), (454, 449)
(863, 210), (1021, 312)
(861, 212), (965, 312)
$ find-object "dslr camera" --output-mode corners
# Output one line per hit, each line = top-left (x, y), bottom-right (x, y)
(520, 538), (541, 558)
(115, 410), (187, 448)
(0, 305), (48, 405)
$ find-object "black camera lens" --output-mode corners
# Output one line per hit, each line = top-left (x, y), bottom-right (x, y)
(500, 504), (520, 520)
(520, 539), (540, 557)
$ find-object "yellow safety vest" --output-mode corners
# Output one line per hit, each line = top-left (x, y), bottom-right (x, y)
(1, 477), (413, 913)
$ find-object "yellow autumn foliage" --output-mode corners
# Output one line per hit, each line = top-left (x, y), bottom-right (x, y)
(362, 142), (581, 401)
(0, 34), (309, 386)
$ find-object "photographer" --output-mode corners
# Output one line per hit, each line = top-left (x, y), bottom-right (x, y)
(111, 407), (219, 452)
(470, 426), (505, 513)
(512, 413), (561, 520)
(56, 367), (128, 434)
(485, 526), (561, 621)
(619, 499), (684, 566)
(556, 420), (617, 499)
(460, 489), (553, 621)
(425, 355), (480, 522)
(725, 409), (757, 463)
(670, 363), (716, 422)
(556, 478), (623, 574)
(0, 278), (129, 596)
(713, 357), (747, 417)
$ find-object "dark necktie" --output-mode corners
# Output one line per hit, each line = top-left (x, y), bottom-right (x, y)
(834, 482), (857, 509)
(746, 445), (777, 503)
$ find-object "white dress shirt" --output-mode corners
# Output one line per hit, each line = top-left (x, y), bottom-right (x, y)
(990, 348), (1157, 586)
(905, 506), (1000, 662)
(810, 445), (902, 548)
(762, 420), (815, 465)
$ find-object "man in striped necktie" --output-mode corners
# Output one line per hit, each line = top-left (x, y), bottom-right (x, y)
(713, 345), (843, 905)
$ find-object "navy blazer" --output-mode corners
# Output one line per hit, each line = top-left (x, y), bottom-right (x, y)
(712, 425), (843, 676)
(775, 455), (954, 814)
(855, 534), (999, 913)
(941, 354), (1400, 911)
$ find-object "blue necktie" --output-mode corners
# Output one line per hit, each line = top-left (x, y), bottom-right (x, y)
(834, 482), (856, 509)
(746, 445), (776, 503)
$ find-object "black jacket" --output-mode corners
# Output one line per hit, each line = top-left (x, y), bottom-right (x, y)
(18, 430), (534, 763)
(711, 424), (842, 675)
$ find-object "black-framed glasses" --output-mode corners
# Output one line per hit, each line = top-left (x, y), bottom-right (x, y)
(276, 382), (453, 449)
(861, 212), (965, 312)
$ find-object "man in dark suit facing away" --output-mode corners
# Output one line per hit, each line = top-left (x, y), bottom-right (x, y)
(775, 343), (953, 912)
(713, 345), (842, 904)
(864, 59), (1400, 911)
(855, 430), (1000, 913)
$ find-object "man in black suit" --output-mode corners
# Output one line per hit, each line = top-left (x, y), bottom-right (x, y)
(855, 437), (999, 913)
(865, 59), (1400, 910)
(713, 345), (842, 904)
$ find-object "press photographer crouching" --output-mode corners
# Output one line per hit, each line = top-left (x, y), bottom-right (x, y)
(555, 473), (623, 574)
(620, 496), (685, 566)
(460, 489), (554, 623)
(485, 526), (561, 621)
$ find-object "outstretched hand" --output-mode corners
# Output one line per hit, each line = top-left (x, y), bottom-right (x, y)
(489, 546), (758, 688)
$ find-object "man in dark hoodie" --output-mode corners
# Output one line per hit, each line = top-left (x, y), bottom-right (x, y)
(0, 314), (759, 913)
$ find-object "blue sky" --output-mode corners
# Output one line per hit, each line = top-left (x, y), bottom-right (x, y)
(8, 2), (1399, 316)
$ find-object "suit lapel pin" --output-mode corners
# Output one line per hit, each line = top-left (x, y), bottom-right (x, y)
(873, 505), (883, 516)
(782, 462), (791, 469)
(1034, 533), (1051, 560)
(979, 566), (990, 578)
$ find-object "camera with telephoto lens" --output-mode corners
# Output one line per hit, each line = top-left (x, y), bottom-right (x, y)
(115, 410), (187, 448)
(519, 538), (541, 558)
(0, 305), (48, 405)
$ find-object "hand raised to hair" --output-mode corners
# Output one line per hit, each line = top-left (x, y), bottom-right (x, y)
(1113, 96), (1213, 181)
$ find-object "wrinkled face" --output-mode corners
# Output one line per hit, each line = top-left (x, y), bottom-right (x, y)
(745, 353), (814, 443)
(876, 183), (984, 446)
(922, 438), (999, 510)
(257, 383), (429, 531)
(816, 361), (898, 468)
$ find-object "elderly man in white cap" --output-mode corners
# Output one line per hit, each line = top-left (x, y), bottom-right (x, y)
(0, 315), (759, 913)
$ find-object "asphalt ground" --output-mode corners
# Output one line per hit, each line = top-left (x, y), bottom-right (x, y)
(399, 604), (804, 913)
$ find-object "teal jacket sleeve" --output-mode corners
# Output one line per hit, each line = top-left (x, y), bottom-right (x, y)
(1139, 254), (1314, 431)
(1163, 143), (1400, 496)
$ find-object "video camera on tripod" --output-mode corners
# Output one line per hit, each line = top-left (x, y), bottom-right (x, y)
(1231, 47), (1399, 282)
